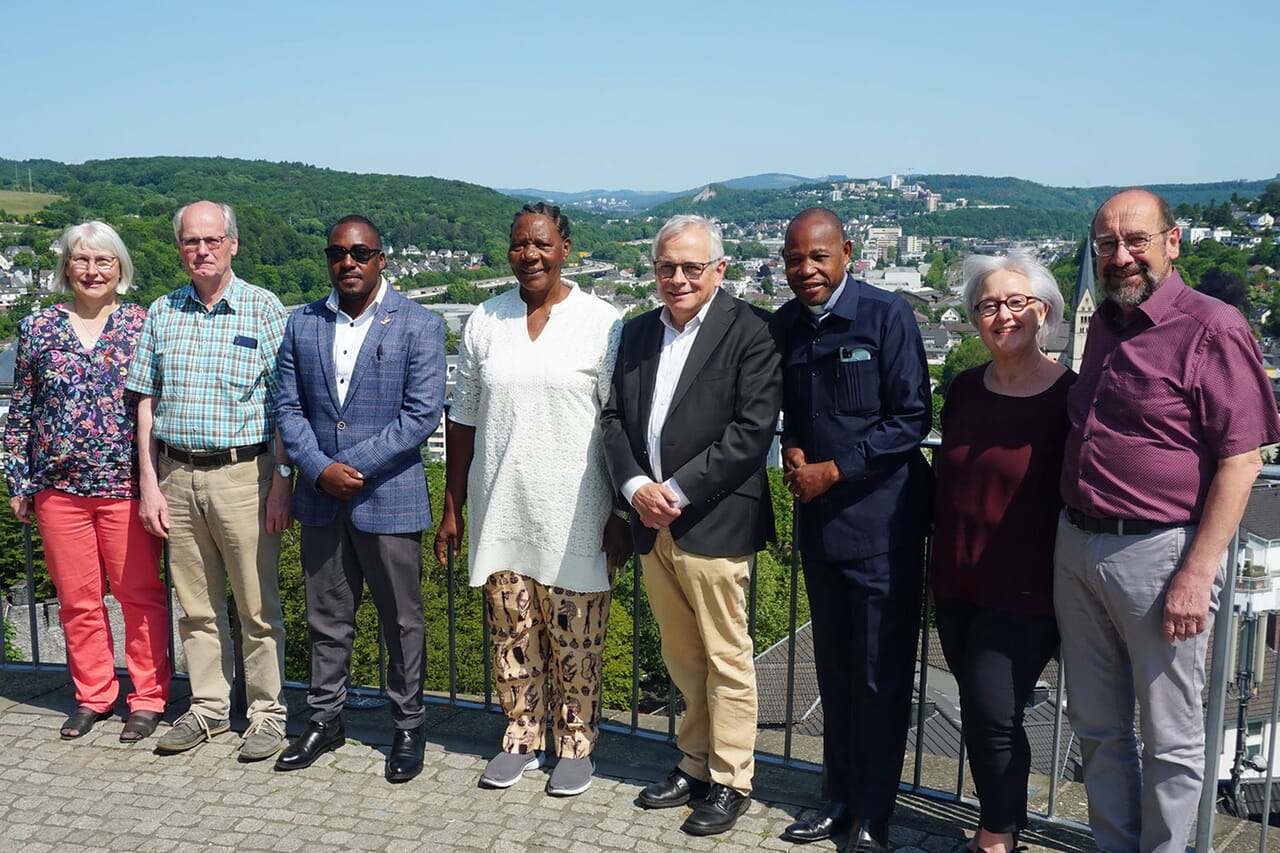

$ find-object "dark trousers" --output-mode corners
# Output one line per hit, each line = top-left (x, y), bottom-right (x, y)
(803, 546), (924, 824)
(935, 598), (1059, 835)
(300, 513), (426, 729)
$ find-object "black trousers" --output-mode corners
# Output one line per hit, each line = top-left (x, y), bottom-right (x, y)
(300, 513), (426, 729)
(803, 545), (924, 824)
(934, 598), (1059, 835)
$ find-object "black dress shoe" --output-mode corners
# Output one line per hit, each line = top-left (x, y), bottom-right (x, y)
(681, 784), (751, 836)
(275, 719), (345, 771)
(842, 818), (889, 853)
(638, 767), (710, 809)
(783, 801), (851, 843)
(385, 726), (424, 783)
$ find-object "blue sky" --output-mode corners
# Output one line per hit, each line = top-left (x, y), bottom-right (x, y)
(7, 0), (1276, 193)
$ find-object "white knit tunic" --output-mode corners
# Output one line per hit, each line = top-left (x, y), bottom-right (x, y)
(449, 282), (622, 592)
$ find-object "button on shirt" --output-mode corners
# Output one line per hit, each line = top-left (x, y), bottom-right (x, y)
(620, 290), (722, 507)
(1061, 271), (1280, 523)
(127, 276), (287, 452)
(326, 278), (387, 407)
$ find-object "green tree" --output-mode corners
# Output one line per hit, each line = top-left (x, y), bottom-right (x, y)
(11, 250), (36, 268)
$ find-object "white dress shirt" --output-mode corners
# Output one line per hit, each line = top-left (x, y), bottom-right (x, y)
(325, 278), (387, 406)
(621, 289), (722, 509)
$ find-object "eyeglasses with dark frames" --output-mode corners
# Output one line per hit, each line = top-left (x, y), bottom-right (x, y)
(974, 293), (1041, 317)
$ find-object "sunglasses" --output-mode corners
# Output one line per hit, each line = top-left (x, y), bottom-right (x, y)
(324, 245), (383, 264)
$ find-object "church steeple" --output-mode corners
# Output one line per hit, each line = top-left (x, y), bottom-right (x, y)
(1060, 238), (1097, 370)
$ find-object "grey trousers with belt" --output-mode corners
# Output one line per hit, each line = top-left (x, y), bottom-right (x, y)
(1054, 512), (1223, 853)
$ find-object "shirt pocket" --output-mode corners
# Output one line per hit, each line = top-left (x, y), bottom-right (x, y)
(218, 346), (265, 402)
(835, 356), (879, 414)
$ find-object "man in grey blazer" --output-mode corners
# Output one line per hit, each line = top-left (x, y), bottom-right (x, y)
(601, 214), (781, 837)
(273, 215), (446, 782)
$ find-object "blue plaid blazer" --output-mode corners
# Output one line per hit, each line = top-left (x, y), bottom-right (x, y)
(275, 286), (446, 534)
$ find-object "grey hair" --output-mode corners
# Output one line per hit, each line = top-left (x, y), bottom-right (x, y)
(961, 249), (1063, 344)
(652, 214), (725, 262)
(54, 220), (134, 294)
(172, 201), (238, 242)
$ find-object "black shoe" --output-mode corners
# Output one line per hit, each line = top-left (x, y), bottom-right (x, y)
(842, 818), (888, 853)
(638, 767), (710, 809)
(385, 726), (424, 783)
(681, 784), (751, 836)
(275, 719), (345, 771)
(783, 801), (851, 843)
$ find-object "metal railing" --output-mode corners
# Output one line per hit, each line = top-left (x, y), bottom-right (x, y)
(5, 466), (1280, 851)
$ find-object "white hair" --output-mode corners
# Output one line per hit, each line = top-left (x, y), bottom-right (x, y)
(54, 221), (134, 294)
(652, 214), (725, 261)
(960, 250), (1064, 344)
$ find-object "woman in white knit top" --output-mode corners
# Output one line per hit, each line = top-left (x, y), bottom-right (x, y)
(434, 203), (630, 797)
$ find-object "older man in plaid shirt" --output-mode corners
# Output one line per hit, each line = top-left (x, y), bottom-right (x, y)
(129, 200), (294, 761)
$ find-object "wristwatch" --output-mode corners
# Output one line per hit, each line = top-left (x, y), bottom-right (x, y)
(275, 464), (294, 478)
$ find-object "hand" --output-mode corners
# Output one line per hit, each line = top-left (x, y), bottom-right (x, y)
(1163, 565), (1214, 642)
(317, 462), (364, 500)
(8, 496), (31, 524)
(782, 446), (807, 474)
(433, 508), (465, 566)
(632, 482), (682, 530)
(266, 473), (293, 534)
(139, 483), (170, 540)
(783, 459), (842, 503)
(602, 514), (632, 573)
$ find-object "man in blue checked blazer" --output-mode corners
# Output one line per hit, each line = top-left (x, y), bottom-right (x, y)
(274, 215), (446, 783)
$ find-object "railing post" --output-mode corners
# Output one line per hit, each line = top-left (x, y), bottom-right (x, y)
(1047, 660), (1067, 819)
(630, 552), (641, 733)
(913, 536), (932, 791)
(446, 543), (457, 703)
(23, 524), (38, 665)
(1261, 642), (1280, 852)
(1196, 522), (1243, 851)
(783, 497), (800, 763)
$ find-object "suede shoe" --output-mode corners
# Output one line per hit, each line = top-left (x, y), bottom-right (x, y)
(155, 711), (230, 753)
(479, 750), (543, 788)
(239, 717), (287, 761)
(638, 767), (710, 809)
(682, 784), (751, 836)
(546, 756), (594, 796)
(783, 801), (851, 843)
(385, 726), (424, 783)
(275, 719), (345, 771)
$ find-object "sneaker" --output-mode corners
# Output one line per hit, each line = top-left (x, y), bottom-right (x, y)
(155, 711), (230, 753)
(478, 750), (543, 788)
(546, 756), (594, 796)
(239, 717), (287, 761)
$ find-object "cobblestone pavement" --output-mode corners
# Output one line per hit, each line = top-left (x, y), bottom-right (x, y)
(0, 668), (1105, 852)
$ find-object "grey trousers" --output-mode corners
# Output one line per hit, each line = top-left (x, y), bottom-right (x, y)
(300, 514), (426, 729)
(1053, 512), (1223, 853)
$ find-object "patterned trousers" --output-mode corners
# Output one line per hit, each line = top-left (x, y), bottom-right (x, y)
(484, 571), (611, 759)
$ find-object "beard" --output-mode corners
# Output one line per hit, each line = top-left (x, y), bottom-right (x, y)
(1102, 262), (1163, 308)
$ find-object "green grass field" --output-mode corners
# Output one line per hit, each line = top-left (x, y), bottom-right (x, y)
(0, 190), (62, 216)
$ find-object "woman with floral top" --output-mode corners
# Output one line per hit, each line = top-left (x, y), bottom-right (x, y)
(4, 221), (171, 742)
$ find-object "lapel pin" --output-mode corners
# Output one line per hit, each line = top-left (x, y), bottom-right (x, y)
(380, 316), (392, 325)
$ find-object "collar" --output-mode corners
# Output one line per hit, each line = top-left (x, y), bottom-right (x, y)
(183, 274), (245, 312)
(325, 277), (388, 320)
(807, 275), (849, 318)
(660, 286), (719, 334)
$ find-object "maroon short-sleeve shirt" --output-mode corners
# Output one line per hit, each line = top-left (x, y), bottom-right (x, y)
(1061, 271), (1280, 523)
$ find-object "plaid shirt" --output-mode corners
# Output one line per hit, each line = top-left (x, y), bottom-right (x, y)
(126, 275), (286, 452)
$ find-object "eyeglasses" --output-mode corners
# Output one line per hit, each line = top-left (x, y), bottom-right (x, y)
(68, 255), (118, 271)
(181, 234), (230, 251)
(1091, 228), (1171, 257)
(324, 245), (383, 264)
(654, 259), (721, 280)
(974, 294), (1040, 317)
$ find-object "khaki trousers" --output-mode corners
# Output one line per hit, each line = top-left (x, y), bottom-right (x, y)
(642, 528), (756, 794)
(161, 451), (286, 723)
(484, 571), (610, 759)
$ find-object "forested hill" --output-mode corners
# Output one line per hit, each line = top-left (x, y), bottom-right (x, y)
(0, 156), (655, 309)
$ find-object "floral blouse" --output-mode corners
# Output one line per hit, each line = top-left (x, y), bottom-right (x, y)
(4, 303), (146, 500)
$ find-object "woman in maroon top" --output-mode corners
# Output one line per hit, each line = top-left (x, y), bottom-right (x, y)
(932, 251), (1074, 853)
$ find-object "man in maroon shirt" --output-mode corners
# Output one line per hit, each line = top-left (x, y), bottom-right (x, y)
(1056, 188), (1280, 853)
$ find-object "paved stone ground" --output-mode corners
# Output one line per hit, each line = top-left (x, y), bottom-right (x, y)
(0, 667), (1260, 852)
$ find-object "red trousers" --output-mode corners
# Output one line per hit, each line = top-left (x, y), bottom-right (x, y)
(35, 490), (170, 713)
